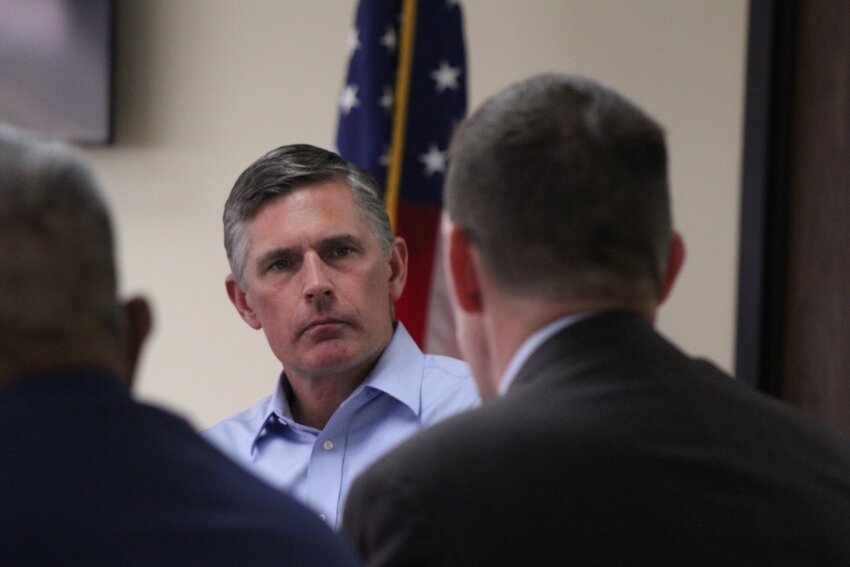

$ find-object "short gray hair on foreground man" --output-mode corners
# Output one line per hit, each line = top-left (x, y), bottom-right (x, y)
(223, 143), (393, 286)
(0, 125), (126, 381)
(446, 73), (672, 306)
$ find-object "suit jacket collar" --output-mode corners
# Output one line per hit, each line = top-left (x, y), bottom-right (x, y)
(509, 310), (664, 392)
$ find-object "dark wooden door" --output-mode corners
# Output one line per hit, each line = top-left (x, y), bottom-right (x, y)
(737, 0), (850, 438)
(782, 0), (850, 436)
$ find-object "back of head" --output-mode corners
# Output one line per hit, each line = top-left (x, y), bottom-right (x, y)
(445, 73), (671, 307)
(0, 125), (121, 382)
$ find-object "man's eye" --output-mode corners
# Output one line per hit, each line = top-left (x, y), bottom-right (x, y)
(333, 246), (353, 258)
(270, 259), (293, 271)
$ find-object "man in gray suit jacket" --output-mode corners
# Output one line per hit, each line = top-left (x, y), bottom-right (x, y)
(342, 73), (850, 565)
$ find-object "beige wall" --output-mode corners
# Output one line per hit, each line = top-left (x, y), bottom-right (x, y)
(83, 0), (747, 428)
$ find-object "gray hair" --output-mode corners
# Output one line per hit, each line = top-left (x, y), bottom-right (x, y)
(224, 144), (393, 286)
(445, 73), (672, 304)
(0, 124), (121, 365)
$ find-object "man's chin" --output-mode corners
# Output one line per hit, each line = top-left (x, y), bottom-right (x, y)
(297, 342), (363, 377)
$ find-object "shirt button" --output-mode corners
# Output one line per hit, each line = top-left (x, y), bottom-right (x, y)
(319, 513), (327, 522)
(322, 440), (334, 451)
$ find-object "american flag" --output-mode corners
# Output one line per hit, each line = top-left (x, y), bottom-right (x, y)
(336, 0), (467, 355)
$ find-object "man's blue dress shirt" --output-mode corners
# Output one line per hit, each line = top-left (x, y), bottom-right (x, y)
(204, 323), (480, 529)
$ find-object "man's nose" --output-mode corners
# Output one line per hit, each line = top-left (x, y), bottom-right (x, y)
(302, 253), (333, 300)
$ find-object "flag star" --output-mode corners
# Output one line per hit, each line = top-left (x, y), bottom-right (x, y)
(379, 146), (390, 167)
(419, 144), (447, 176)
(339, 84), (360, 115)
(347, 27), (361, 57)
(430, 60), (462, 93)
(379, 85), (394, 113)
(380, 26), (397, 53)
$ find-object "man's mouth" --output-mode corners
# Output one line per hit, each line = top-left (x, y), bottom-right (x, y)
(299, 317), (349, 337)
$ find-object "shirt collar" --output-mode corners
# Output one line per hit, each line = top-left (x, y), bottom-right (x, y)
(358, 322), (423, 416)
(498, 311), (595, 395)
(256, 322), (423, 440)
(270, 372), (295, 422)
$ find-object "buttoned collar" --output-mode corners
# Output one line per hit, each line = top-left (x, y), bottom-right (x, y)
(251, 322), (422, 449)
(359, 322), (423, 416)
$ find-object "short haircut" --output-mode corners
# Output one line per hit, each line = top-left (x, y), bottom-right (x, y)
(0, 124), (120, 361)
(223, 144), (393, 286)
(445, 73), (672, 304)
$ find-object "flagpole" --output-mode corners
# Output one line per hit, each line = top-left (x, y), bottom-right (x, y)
(385, 0), (417, 232)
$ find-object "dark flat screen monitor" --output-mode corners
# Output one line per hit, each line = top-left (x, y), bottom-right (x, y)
(0, 0), (113, 144)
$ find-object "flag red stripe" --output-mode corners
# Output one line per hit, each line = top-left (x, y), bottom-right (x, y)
(393, 200), (441, 346)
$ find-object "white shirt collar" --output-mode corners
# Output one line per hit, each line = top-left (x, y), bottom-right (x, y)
(498, 312), (595, 395)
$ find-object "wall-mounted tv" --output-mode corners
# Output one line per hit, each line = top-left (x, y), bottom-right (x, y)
(0, 0), (113, 144)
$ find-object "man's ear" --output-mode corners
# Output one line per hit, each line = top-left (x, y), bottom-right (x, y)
(658, 231), (686, 305)
(447, 223), (484, 313)
(122, 296), (152, 388)
(388, 236), (408, 303)
(225, 274), (262, 330)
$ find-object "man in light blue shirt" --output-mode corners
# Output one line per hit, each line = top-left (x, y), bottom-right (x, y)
(204, 144), (479, 529)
